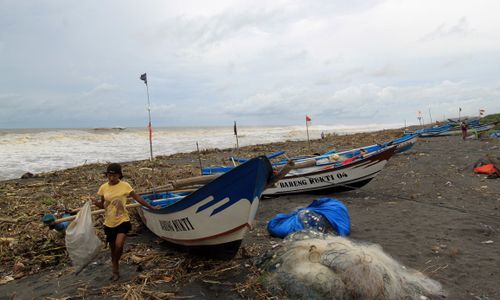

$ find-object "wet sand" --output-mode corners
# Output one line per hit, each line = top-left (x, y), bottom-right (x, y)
(1, 132), (499, 299)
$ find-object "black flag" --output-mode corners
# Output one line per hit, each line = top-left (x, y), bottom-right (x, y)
(233, 121), (238, 136)
(140, 73), (147, 85)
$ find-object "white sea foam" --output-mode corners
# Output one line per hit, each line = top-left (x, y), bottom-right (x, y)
(0, 123), (401, 180)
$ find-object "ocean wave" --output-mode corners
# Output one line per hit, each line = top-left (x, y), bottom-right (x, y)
(0, 124), (400, 180)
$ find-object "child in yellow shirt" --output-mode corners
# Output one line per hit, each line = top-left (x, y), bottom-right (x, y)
(94, 163), (159, 281)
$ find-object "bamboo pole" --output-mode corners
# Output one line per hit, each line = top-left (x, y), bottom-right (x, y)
(53, 203), (143, 224)
(154, 174), (220, 191)
(196, 142), (203, 175)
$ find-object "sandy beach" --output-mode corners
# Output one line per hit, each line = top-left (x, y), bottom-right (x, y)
(1, 130), (499, 299)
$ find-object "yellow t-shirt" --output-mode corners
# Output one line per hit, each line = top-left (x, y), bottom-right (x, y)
(97, 181), (133, 228)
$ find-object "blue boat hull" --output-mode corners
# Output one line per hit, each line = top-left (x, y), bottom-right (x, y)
(138, 156), (273, 247)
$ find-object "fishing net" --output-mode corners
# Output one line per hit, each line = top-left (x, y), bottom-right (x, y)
(260, 230), (446, 300)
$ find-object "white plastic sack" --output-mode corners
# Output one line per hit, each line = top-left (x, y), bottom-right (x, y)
(65, 201), (103, 273)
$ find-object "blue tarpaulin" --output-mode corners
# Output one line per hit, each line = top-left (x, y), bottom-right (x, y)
(267, 198), (350, 238)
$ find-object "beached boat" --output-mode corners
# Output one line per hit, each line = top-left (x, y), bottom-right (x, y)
(419, 122), (496, 137)
(202, 133), (415, 176)
(389, 133), (418, 153)
(137, 156), (273, 248)
(263, 146), (396, 196)
(324, 133), (418, 155)
(203, 146), (396, 195)
(411, 124), (453, 137)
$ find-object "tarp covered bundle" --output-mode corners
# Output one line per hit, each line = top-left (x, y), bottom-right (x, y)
(260, 230), (446, 300)
(267, 198), (350, 238)
(472, 154), (500, 178)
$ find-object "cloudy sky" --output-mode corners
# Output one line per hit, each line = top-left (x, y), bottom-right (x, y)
(1, 0), (499, 128)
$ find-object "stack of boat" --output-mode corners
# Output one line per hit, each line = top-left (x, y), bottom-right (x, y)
(413, 118), (497, 137)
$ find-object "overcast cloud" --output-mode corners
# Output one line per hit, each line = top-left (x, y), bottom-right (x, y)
(1, 0), (499, 128)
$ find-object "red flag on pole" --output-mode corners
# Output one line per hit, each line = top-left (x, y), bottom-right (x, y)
(305, 115), (311, 150)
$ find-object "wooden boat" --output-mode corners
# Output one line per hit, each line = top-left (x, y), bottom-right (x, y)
(411, 124), (453, 137)
(263, 146), (396, 196)
(390, 133), (418, 153)
(322, 133), (418, 155)
(137, 156), (273, 248)
(419, 122), (496, 137)
(202, 133), (415, 177)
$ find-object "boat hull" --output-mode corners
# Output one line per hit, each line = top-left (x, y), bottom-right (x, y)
(263, 146), (396, 196)
(139, 156), (273, 246)
(393, 134), (418, 153)
(419, 123), (496, 137)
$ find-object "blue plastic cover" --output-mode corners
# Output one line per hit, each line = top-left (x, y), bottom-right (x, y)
(267, 198), (350, 238)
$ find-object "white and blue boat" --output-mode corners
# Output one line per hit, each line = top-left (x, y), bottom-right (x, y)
(137, 156), (273, 249)
(203, 146), (397, 196)
(202, 133), (416, 177)
(262, 146), (397, 196)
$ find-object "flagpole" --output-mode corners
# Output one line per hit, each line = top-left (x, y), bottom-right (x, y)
(306, 118), (311, 151)
(234, 121), (239, 150)
(146, 83), (153, 161)
(196, 142), (203, 175)
(140, 73), (153, 161)
(140, 73), (156, 196)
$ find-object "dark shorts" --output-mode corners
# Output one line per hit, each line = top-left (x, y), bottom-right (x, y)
(104, 221), (131, 244)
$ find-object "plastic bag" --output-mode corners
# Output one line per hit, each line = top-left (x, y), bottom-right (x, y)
(65, 201), (103, 273)
(297, 209), (331, 233)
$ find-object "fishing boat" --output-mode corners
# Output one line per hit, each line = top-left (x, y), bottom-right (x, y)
(411, 124), (453, 137)
(418, 122), (496, 137)
(137, 156), (273, 249)
(433, 122), (496, 137)
(323, 133), (418, 155)
(263, 146), (396, 196)
(389, 133), (418, 153)
(203, 146), (396, 195)
(202, 133), (415, 176)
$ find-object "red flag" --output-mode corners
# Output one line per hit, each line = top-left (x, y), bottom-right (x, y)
(306, 115), (311, 122)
